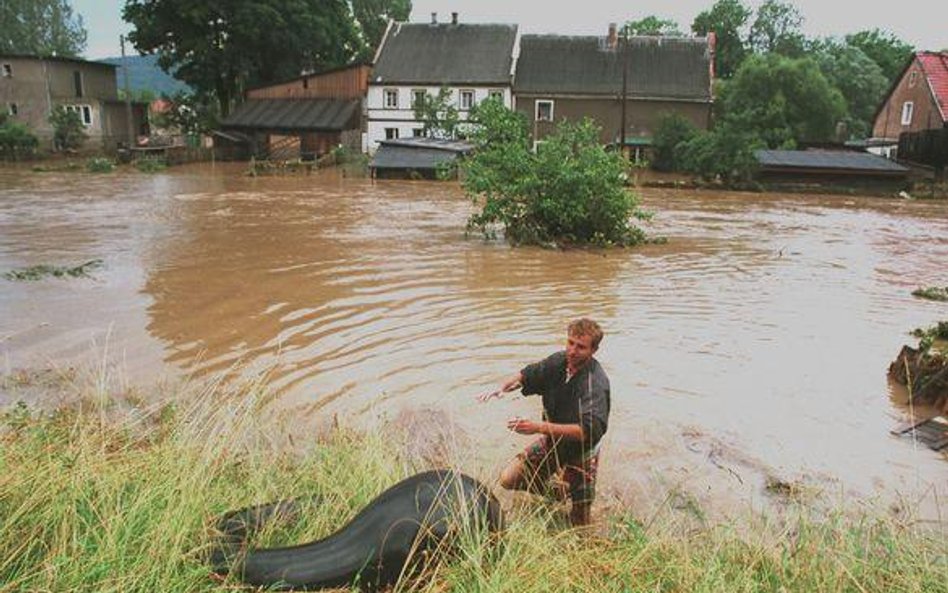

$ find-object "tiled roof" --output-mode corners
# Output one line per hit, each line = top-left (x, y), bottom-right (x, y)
(755, 149), (909, 173)
(513, 35), (712, 100)
(917, 51), (948, 122)
(372, 23), (517, 85)
(220, 98), (359, 132)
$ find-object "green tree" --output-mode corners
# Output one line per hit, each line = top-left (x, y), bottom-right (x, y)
(691, 0), (751, 78)
(720, 53), (845, 146)
(651, 113), (699, 171)
(812, 41), (888, 138)
(351, 0), (411, 59)
(463, 101), (648, 247)
(621, 16), (682, 37)
(412, 87), (460, 139)
(123, 0), (361, 117)
(49, 106), (86, 151)
(676, 121), (761, 183)
(0, 0), (87, 57)
(748, 0), (805, 56)
(845, 28), (915, 82)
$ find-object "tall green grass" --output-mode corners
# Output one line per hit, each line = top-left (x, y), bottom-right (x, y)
(1, 372), (945, 592)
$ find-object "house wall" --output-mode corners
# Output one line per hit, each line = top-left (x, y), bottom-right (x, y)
(0, 55), (131, 152)
(366, 85), (511, 152)
(513, 94), (711, 146)
(247, 65), (370, 100)
(873, 57), (944, 141)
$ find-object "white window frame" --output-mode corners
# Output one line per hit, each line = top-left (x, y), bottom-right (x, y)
(411, 89), (426, 108)
(384, 127), (399, 140)
(8, 102), (17, 116)
(383, 88), (398, 109)
(2, 64), (11, 77)
(535, 99), (553, 122)
(488, 90), (503, 102)
(532, 140), (548, 154)
(458, 89), (475, 111)
(901, 101), (914, 126)
(64, 104), (93, 127)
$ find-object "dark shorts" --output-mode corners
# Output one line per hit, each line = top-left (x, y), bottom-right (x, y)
(518, 436), (600, 503)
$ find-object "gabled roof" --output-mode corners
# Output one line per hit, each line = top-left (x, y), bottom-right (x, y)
(755, 149), (909, 174)
(917, 51), (948, 122)
(514, 35), (712, 101)
(0, 53), (116, 69)
(220, 98), (359, 132)
(371, 23), (517, 85)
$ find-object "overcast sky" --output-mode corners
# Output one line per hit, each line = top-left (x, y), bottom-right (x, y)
(75, 0), (946, 60)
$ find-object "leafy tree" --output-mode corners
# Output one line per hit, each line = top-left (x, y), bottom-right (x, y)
(720, 53), (845, 145)
(351, 0), (411, 59)
(123, 0), (362, 116)
(748, 0), (805, 56)
(463, 101), (648, 247)
(812, 41), (888, 138)
(652, 113), (699, 171)
(676, 121), (761, 183)
(412, 87), (459, 139)
(159, 91), (218, 135)
(49, 106), (86, 151)
(845, 28), (915, 82)
(0, 115), (39, 160)
(621, 16), (682, 37)
(691, 0), (751, 78)
(0, 0), (87, 57)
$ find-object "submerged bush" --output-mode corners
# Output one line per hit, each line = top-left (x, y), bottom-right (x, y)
(136, 156), (167, 173)
(86, 157), (115, 173)
(0, 116), (39, 160)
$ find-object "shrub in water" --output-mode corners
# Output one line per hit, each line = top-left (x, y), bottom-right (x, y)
(86, 157), (114, 173)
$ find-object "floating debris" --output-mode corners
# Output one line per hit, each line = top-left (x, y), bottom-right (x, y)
(912, 286), (948, 302)
(890, 416), (948, 451)
(4, 259), (103, 281)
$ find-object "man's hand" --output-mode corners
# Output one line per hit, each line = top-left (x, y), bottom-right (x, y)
(476, 373), (523, 402)
(507, 417), (539, 434)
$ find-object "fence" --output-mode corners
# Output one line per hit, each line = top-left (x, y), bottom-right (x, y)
(898, 128), (948, 173)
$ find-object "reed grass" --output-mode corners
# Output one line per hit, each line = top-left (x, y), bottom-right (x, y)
(1, 371), (945, 593)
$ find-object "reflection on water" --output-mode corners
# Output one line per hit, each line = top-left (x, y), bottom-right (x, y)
(1, 163), (947, 520)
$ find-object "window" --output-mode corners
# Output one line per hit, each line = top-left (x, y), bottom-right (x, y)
(383, 88), (398, 109)
(64, 104), (93, 126)
(385, 127), (399, 140)
(459, 89), (475, 110)
(488, 90), (503, 103)
(73, 71), (83, 98)
(2, 64), (11, 77)
(302, 78), (309, 89)
(908, 71), (919, 87)
(535, 100), (553, 122)
(532, 140), (548, 154)
(901, 101), (914, 125)
(412, 128), (424, 137)
(411, 89), (426, 108)
(8, 103), (17, 116)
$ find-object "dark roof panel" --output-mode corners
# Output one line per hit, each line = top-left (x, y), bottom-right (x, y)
(372, 23), (517, 85)
(755, 150), (910, 172)
(221, 98), (359, 132)
(370, 143), (467, 170)
(514, 35), (712, 99)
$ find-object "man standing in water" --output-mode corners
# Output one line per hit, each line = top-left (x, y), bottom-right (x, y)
(478, 318), (610, 526)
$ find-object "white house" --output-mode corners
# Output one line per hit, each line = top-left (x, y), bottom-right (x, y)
(366, 13), (518, 152)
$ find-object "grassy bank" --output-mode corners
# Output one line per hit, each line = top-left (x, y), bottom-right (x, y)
(1, 378), (945, 592)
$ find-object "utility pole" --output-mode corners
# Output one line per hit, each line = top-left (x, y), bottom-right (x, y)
(619, 31), (628, 160)
(120, 34), (135, 149)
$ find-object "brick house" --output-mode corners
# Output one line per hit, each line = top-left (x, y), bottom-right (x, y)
(0, 54), (147, 152)
(513, 24), (714, 160)
(871, 51), (948, 157)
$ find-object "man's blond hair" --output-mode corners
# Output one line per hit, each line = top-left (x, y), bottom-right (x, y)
(568, 318), (603, 349)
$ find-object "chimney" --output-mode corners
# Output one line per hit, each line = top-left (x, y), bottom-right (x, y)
(430, 12), (437, 25)
(607, 22), (618, 50)
(451, 12), (458, 25)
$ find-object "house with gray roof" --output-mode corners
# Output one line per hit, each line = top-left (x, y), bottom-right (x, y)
(367, 13), (518, 152)
(513, 25), (714, 159)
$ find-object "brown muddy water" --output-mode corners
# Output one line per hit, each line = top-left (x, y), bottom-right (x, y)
(1, 163), (947, 523)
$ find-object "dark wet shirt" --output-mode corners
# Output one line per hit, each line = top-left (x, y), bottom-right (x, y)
(520, 351), (611, 462)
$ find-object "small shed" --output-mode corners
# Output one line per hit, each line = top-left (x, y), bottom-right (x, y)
(754, 149), (910, 189)
(370, 138), (474, 179)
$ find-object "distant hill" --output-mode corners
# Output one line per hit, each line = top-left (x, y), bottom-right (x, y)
(99, 54), (190, 97)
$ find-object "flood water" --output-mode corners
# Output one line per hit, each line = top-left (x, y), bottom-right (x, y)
(2, 163), (946, 522)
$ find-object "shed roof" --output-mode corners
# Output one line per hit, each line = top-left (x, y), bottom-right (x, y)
(220, 98), (359, 132)
(514, 35), (712, 100)
(755, 150), (909, 174)
(372, 23), (517, 85)
(370, 138), (474, 170)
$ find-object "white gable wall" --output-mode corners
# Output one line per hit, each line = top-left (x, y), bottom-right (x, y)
(366, 85), (511, 152)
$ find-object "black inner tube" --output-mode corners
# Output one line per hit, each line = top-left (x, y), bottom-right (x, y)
(209, 469), (504, 591)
